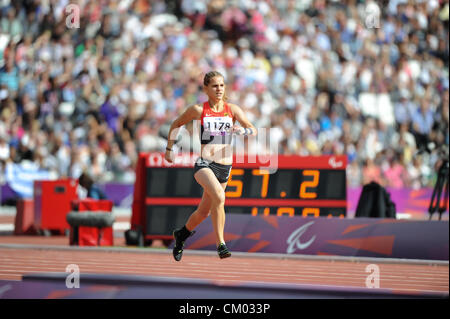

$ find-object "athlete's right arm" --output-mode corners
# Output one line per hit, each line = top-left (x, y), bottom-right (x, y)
(165, 104), (202, 163)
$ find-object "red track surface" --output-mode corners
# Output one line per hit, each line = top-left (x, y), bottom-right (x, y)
(0, 237), (448, 296)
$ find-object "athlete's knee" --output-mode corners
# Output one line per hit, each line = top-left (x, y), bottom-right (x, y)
(210, 189), (225, 205)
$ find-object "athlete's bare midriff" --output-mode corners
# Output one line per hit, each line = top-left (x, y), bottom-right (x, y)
(200, 144), (233, 165)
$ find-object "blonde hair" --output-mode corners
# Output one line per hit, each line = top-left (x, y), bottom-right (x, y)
(203, 71), (228, 101)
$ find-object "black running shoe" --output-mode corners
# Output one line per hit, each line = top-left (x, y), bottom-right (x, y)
(172, 228), (195, 261)
(217, 243), (231, 259)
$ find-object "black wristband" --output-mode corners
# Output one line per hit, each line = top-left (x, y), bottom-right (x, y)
(166, 147), (172, 151)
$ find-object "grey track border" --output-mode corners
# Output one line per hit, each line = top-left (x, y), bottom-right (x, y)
(0, 243), (448, 266)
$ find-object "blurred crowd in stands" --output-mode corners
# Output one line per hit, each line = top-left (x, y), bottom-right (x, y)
(0, 0), (448, 190)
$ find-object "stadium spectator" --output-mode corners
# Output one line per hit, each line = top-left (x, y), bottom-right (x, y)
(78, 171), (107, 200)
(0, 134), (9, 161)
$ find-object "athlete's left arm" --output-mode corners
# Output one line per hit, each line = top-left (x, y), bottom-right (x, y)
(229, 104), (257, 136)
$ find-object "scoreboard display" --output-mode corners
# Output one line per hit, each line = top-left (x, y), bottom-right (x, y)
(131, 152), (347, 240)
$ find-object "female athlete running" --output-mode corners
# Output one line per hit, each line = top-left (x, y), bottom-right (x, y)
(165, 71), (257, 261)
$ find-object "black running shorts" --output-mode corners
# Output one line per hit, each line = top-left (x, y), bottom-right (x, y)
(194, 158), (232, 183)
